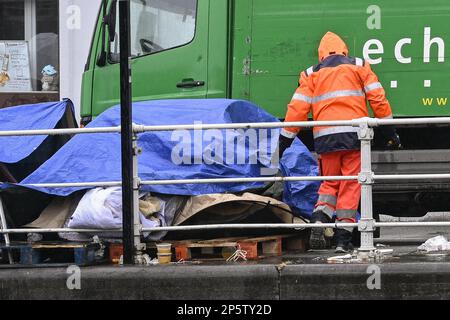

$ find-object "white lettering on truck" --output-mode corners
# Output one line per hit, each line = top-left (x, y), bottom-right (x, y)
(424, 27), (445, 63)
(395, 38), (412, 64)
(66, 5), (81, 30)
(366, 5), (382, 30)
(363, 39), (384, 64)
(363, 28), (445, 65)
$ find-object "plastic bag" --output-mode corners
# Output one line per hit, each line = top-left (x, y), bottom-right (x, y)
(69, 188), (122, 229)
(417, 235), (450, 252)
(68, 187), (162, 231)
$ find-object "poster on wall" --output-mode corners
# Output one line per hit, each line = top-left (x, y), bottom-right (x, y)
(0, 41), (33, 92)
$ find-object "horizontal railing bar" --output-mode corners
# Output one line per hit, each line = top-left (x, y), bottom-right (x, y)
(25, 181), (123, 188)
(0, 228), (121, 234)
(21, 176), (357, 188)
(137, 120), (355, 132)
(2, 221), (450, 235)
(0, 223), (354, 234)
(375, 222), (450, 227)
(20, 173), (450, 189)
(140, 176), (357, 185)
(141, 223), (355, 232)
(375, 174), (450, 180)
(136, 117), (450, 132)
(376, 117), (450, 126)
(0, 126), (120, 137)
(3, 117), (450, 137)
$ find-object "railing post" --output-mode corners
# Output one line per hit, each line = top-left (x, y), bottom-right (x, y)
(357, 119), (376, 257)
(0, 196), (13, 264)
(132, 130), (146, 263)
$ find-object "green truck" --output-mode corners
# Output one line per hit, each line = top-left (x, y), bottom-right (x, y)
(81, 0), (450, 217)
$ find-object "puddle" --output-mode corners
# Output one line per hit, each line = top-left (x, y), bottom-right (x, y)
(399, 251), (450, 263)
(166, 245), (450, 266)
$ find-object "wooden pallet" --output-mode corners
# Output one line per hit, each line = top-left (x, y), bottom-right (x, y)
(0, 242), (101, 266)
(151, 234), (308, 261)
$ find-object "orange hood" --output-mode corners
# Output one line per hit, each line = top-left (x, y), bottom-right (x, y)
(318, 32), (349, 61)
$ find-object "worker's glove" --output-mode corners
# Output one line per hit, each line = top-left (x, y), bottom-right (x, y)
(386, 133), (402, 150)
(278, 134), (295, 159)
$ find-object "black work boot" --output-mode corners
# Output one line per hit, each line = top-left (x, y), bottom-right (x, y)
(334, 228), (354, 253)
(309, 211), (332, 250)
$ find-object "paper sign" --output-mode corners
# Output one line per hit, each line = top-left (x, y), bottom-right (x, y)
(0, 41), (33, 92)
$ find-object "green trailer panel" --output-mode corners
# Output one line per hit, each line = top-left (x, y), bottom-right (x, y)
(235, 0), (450, 118)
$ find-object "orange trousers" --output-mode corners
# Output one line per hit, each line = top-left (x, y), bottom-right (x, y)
(314, 150), (361, 222)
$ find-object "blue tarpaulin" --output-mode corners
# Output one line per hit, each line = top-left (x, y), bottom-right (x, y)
(3, 99), (320, 217)
(0, 100), (72, 164)
(281, 139), (320, 216)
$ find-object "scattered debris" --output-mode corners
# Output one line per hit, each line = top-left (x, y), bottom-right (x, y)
(372, 249), (394, 261)
(312, 257), (323, 262)
(226, 246), (248, 262)
(327, 248), (395, 263)
(92, 235), (106, 259)
(377, 249), (394, 255)
(327, 254), (353, 263)
(418, 235), (450, 253)
(276, 262), (289, 271)
(27, 233), (43, 243)
(119, 253), (153, 265)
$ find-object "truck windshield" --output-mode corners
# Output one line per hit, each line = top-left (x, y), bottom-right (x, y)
(110, 0), (197, 61)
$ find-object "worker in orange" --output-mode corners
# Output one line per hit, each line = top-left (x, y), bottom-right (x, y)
(278, 31), (401, 253)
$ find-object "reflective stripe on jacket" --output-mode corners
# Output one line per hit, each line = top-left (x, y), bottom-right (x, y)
(282, 32), (393, 154)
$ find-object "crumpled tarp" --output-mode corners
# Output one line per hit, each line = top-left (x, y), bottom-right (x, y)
(0, 99), (77, 227)
(4, 99), (320, 218)
(0, 99), (73, 164)
(281, 139), (320, 216)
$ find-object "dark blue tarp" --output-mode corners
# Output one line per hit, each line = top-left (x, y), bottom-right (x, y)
(4, 99), (320, 217)
(281, 139), (320, 216)
(0, 100), (72, 164)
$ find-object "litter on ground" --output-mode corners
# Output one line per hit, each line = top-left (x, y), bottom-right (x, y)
(418, 235), (450, 252)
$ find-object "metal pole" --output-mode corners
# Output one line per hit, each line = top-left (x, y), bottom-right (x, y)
(375, 222), (450, 227)
(20, 175), (357, 189)
(0, 126), (120, 137)
(3, 220), (450, 235)
(20, 172), (450, 190)
(141, 175), (357, 185)
(357, 121), (376, 256)
(3, 116), (450, 138)
(0, 196), (13, 264)
(375, 173), (450, 180)
(132, 132), (145, 262)
(119, 0), (134, 265)
(141, 222), (358, 232)
(26, 181), (123, 188)
(1, 228), (122, 234)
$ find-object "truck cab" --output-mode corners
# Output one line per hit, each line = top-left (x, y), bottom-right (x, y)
(81, 0), (450, 217)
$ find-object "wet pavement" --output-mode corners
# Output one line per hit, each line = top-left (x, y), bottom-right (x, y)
(1, 219), (450, 299)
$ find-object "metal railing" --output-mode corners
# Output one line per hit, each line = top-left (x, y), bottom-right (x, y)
(2, 116), (450, 263)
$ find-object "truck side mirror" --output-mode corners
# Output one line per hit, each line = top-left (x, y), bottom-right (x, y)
(96, 0), (117, 67)
(106, 0), (117, 42)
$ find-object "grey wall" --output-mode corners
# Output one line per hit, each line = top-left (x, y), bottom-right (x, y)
(59, 0), (102, 122)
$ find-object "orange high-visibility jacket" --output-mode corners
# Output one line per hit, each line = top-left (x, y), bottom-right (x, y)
(282, 32), (393, 154)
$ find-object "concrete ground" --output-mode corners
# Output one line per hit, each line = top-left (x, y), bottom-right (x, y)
(1, 213), (450, 300)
